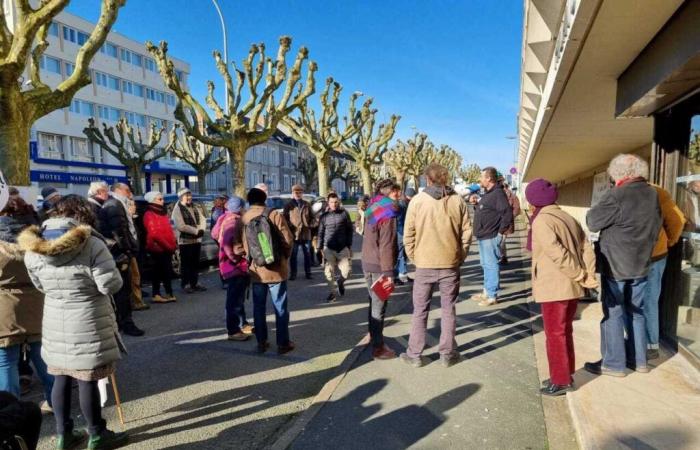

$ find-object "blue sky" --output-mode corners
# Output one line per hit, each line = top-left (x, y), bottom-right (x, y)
(66, 0), (522, 172)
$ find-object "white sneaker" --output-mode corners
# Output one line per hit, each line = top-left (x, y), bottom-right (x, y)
(471, 290), (488, 301)
(478, 298), (498, 306)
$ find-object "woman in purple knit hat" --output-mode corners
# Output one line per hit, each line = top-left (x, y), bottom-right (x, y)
(525, 178), (598, 396)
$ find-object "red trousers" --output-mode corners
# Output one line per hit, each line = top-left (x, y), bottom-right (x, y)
(541, 299), (578, 385)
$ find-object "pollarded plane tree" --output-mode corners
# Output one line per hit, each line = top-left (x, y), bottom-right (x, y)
(339, 106), (401, 194)
(293, 155), (318, 193)
(83, 118), (165, 196)
(282, 77), (370, 197)
(147, 37), (317, 197)
(166, 124), (227, 195)
(459, 163), (481, 184)
(412, 143), (461, 187)
(0, 0), (125, 185)
(384, 133), (431, 191)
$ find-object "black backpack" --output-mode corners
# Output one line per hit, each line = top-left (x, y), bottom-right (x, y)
(245, 208), (279, 267)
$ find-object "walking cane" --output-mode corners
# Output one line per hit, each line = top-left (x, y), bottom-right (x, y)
(109, 374), (125, 426)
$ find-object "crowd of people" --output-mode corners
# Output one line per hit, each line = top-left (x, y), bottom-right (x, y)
(0, 152), (686, 448)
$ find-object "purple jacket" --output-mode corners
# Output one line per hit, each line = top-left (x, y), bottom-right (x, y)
(212, 212), (248, 279)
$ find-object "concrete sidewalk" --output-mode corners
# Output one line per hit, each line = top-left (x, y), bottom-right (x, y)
(289, 233), (549, 449)
(545, 302), (700, 450)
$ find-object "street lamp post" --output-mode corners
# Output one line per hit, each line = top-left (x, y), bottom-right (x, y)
(211, 0), (231, 193)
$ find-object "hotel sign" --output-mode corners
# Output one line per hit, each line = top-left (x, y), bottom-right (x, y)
(30, 170), (128, 185)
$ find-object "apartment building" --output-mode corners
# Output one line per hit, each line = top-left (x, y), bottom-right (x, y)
(518, 0), (700, 361)
(4, 3), (192, 200)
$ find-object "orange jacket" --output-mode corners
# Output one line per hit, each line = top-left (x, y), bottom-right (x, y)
(651, 185), (685, 259)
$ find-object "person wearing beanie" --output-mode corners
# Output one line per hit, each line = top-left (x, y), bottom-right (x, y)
(498, 182), (521, 265)
(584, 154), (662, 377)
(241, 188), (295, 354)
(394, 187), (416, 284)
(39, 186), (61, 222)
(470, 167), (513, 306)
(282, 184), (314, 280)
(525, 178), (597, 395)
(171, 186), (207, 293)
(143, 191), (177, 303)
(211, 196), (254, 341)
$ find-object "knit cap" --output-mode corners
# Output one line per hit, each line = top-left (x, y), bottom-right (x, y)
(525, 178), (558, 207)
(144, 191), (161, 204)
(226, 196), (244, 213)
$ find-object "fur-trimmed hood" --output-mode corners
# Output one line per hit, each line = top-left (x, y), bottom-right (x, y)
(18, 218), (92, 261)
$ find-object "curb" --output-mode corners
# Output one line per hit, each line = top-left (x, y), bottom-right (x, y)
(268, 294), (412, 450)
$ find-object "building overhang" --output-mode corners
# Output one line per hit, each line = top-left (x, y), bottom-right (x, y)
(518, 0), (687, 184)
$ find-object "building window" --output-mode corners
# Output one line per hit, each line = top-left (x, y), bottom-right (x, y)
(48, 22), (59, 37)
(175, 70), (185, 82)
(146, 88), (156, 101)
(109, 107), (120, 122)
(95, 71), (108, 87)
(77, 31), (89, 45)
(38, 133), (64, 159)
(166, 94), (176, 107)
(108, 75), (120, 91)
(156, 91), (165, 103)
(291, 175), (297, 187)
(132, 53), (143, 67)
(124, 112), (136, 124)
(71, 137), (93, 162)
(284, 174), (290, 191)
(40, 55), (61, 74)
(100, 42), (118, 58)
(252, 171), (259, 186)
(62, 26), (75, 43)
(134, 84), (144, 98)
(135, 113), (146, 128)
(64, 62), (74, 76)
(145, 58), (156, 72)
(122, 80), (133, 95)
(120, 48), (143, 67)
(120, 48), (131, 64)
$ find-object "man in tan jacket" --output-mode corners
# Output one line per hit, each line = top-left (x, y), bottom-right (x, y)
(400, 164), (472, 368)
(242, 188), (295, 354)
(283, 184), (313, 280)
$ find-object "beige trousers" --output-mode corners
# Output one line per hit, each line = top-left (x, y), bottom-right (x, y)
(323, 247), (352, 294)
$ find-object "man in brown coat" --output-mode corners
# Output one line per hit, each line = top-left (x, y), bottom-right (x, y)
(401, 164), (472, 368)
(361, 180), (400, 360)
(283, 184), (313, 280)
(242, 188), (295, 354)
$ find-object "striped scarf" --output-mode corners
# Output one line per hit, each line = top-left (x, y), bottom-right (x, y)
(365, 195), (399, 226)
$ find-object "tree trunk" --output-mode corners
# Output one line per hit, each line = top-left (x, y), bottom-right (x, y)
(128, 164), (145, 196)
(396, 172), (406, 192)
(316, 153), (330, 197)
(196, 169), (208, 195)
(0, 87), (32, 186)
(360, 163), (372, 195)
(230, 147), (247, 198)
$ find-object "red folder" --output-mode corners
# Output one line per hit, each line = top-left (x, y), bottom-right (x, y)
(371, 275), (395, 302)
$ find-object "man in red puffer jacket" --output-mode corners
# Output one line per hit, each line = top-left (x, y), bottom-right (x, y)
(143, 191), (177, 303)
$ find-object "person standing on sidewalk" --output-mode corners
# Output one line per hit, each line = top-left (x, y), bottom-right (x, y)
(395, 188), (415, 285)
(99, 183), (144, 337)
(87, 181), (109, 231)
(0, 195), (54, 412)
(470, 167), (513, 306)
(644, 185), (684, 361)
(362, 180), (401, 360)
(355, 195), (369, 236)
(525, 179), (598, 396)
(242, 188), (295, 354)
(499, 182), (521, 265)
(283, 185), (314, 280)
(318, 193), (354, 303)
(585, 154), (662, 377)
(143, 191), (177, 304)
(172, 188), (207, 294)
(126, 196), (149, 311)
(38, 186), (61, 223)
(400, 165), (472, 368)
(19, 196), (128, 449)
(212, 196), (254, 341)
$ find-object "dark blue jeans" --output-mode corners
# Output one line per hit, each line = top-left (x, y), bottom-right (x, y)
(0, 342), (53, 405)
(252, 282), (290, 347)
(395, 236), (408, 276)
(600, 276), (648, 371)
(290, 240), (312, 277)
(226, 276), (250, 334)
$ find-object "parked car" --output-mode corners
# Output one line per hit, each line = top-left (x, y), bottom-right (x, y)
(135, 194), (219, 278)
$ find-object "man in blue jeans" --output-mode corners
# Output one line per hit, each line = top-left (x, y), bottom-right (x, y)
(469, 167), (513, 306)
(394, 188), (415, 284)
(585, 154), (662, 376)
(241, 188), (295, 354)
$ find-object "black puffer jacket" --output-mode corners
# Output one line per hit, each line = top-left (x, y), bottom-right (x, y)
(473, 184), (513, 240)
(318, 208), (353, 252)
(99, 197), (138, 257)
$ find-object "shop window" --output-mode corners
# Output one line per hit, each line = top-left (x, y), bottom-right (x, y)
(71, 137), (94, 162)
(38, 133), (64, 159)
(676, 113), (700, 356)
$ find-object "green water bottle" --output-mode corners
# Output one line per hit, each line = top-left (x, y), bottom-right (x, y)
(258, 232), (274, 264)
